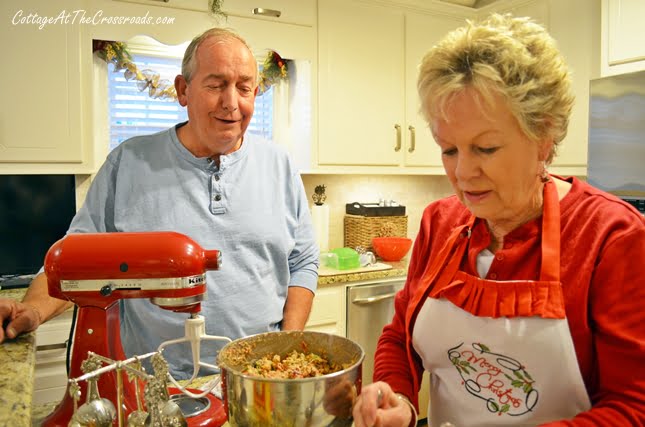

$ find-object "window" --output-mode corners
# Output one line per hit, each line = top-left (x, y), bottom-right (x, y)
(107, 53), (274, 152)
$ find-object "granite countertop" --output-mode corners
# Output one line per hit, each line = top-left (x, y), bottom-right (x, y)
(0, 288), (35, 427)
(317, 260), (408, 286)
(2, 263), (408, 425)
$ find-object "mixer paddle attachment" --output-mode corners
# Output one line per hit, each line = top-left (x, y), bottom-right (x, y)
(157, 313), (232, 398)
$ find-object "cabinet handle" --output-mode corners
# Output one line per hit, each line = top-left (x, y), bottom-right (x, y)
(352, 292), (397, 305)
(253, 8), (282, 18)
(408, 125), (416, 153)
(394, 124), (402, 152)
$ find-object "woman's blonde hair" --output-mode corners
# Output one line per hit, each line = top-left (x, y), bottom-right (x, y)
(417, 13), (574, 164)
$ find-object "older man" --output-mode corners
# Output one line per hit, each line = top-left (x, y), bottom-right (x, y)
(0, 28), (319, 378)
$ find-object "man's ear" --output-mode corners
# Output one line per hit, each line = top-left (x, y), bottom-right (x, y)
(175, 75), (189, 107)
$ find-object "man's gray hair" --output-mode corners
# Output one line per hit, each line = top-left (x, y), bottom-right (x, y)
(181, 27), (256, 83)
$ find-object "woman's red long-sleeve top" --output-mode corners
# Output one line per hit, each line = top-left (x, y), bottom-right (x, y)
(374, 177), (645, 426)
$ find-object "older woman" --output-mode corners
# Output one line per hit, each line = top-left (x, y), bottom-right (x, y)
(352, 13), (645, 427)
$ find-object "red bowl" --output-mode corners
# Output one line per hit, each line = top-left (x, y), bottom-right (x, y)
(372, 237), (413, 262)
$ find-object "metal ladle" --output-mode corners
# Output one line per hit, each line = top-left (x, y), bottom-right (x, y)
(68, 376), (117, 427)
(127, 374), (148, 427)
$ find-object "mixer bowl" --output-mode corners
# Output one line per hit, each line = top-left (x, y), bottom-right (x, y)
(217, 330), (364, 427)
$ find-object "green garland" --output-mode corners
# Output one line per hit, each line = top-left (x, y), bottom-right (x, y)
(93, 40), (289, 99)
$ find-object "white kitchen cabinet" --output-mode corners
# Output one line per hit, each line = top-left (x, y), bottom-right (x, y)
(318, 0), (404, 168)
(492, 0), (594, 176)
(0, 0), (94, 174)
(317, 0), (465, 172)
(601, 0), (645, 76)
(403, 12), (465, 168)
(34, 310), (74, 405)
(546, 0), (597, 175)
(111, 0), (315, 26)
(305, 284), (345, 336)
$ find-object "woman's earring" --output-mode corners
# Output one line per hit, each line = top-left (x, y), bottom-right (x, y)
(540, 162), (550, 183)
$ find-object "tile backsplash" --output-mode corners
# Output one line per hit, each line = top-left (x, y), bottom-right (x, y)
(301, 174), (454, 250)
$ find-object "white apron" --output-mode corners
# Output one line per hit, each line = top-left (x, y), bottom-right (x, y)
(411, 181), (591, 426)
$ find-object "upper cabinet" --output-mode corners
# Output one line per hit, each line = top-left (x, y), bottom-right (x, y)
(317, 0), (465, 173)
(318, 0), (404, 168)
(601, 0), (645, 76)
(403, 12), (465, 169)
(103, 0), (316, 54)
(545, 0), (598, 176)
(486, 0), (596, 177)
(0, 0), (93, 173)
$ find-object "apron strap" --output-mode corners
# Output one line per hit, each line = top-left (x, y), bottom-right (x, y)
(408, 216), (474, 314)
(540, 179), (561, 282)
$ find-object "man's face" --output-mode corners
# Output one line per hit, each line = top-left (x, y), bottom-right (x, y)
(176, 37), (258, 157)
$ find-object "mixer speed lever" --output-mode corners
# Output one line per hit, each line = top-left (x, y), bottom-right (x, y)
(100, 284), (113, 296)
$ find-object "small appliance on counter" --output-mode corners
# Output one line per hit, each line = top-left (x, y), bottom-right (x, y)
(41, 232), (228, 427)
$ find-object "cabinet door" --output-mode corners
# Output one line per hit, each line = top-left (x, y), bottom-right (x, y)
(305, 285), (344, 336)
(318, 0), (405, 166)
(34, 310), (73, 405)
(0, 0), (84, 165)
(112, 0), (315, 26)
(493, 0), (590, 175)
(404, 12), (463, 168)
(604, 0), (645, 74)
(547, 0), (593, 174)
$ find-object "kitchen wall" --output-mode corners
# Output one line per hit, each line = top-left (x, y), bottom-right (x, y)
(74, 175), (93, 211)
(301, 174), (454, 249)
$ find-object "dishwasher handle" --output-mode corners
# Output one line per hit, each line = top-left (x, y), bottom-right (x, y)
(352, 292), (398, 305)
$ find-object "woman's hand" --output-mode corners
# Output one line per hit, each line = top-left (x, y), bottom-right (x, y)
(352, 381), (414, 427)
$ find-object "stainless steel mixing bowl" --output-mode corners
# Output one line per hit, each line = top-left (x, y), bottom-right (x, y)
(217, 330), (364, 427)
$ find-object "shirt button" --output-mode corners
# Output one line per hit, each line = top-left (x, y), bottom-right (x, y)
(489, 273), (498, 279)
(214, 194), (222, 201)
(495, 253), (504, 261)
(214, 175), (220, 181)
(503, 242), (513, 249)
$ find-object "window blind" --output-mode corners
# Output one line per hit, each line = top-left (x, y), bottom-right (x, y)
(108, 54), (274, 152)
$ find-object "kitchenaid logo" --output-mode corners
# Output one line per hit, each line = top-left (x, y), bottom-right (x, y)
(188, 276), (205, 285)
(11, 9), (176, 30)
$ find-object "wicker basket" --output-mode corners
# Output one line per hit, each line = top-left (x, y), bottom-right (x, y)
(344, 214), (408, 252)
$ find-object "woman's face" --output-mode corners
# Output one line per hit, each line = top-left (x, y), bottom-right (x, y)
(431, 88), (548, 225)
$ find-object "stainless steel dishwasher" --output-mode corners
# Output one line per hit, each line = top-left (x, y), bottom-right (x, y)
(347, 277), (431, 421)
(347, 278), (406, 385)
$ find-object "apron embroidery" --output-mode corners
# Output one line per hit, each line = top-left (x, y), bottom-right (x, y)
(448, 342), (538, 417)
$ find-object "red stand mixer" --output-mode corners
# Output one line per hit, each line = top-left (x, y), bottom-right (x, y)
(41, 232), (229, 426)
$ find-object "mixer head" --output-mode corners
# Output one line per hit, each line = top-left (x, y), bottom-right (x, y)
(44, 231), (220, 311)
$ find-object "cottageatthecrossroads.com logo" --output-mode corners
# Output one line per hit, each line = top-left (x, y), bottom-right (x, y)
(12, 9), (176, 30)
